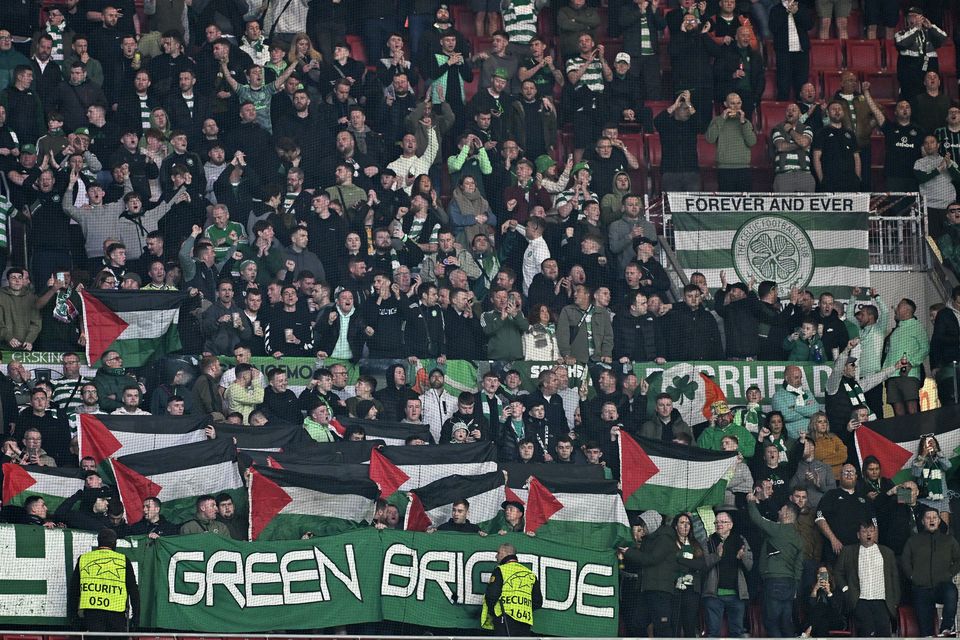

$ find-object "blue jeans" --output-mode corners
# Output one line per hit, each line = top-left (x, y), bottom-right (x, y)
(914, 581), (959, 637)
(703, 594), (746, 637)
(750, 0), (778, 39)
(762, 577), (797, 638)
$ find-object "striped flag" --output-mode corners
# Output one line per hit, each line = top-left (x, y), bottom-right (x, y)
(217, 421), (313, 452)
(619, 432), (737, 516)
(404, 470), (506, 532)
(855, 405), (960, 481)
(505, 469), (630, 550)
(111, 438), (243, 524)
(0, 194), (11, 249)
(373, 441), (499, 495)
(2, 464), (85, 510)
(331, 417), (434, 446)
(80, 289), (187, 366)
(669, 194), (870, 299)
(248, 466), (379, 540)
(644, 366), (726, 427)
(239, 440), (384, 468)
(75, 414), (208, 464)
(414, 360), (479, 395)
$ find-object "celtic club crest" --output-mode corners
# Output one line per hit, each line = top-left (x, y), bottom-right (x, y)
(732, 216), (814, 290)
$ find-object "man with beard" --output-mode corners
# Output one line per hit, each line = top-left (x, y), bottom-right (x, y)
(771, 103), (815, 193)
(419, 368), (457, 443)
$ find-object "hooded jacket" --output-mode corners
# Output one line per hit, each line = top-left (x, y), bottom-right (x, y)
(901, 524), (960, 588)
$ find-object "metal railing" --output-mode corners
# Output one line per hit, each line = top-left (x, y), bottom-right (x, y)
(645, 192), (930, 273)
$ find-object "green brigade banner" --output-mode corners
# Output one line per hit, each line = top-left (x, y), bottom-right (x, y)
(511, 361), (832, 425)
(667, 193), (871, 299)
(0, 525), (619, 636)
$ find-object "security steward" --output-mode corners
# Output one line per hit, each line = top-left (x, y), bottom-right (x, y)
(481, 542), (543, 636)
(68, 528), (140, 634)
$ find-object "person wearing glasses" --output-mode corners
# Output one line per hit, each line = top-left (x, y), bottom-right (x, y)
(816, 463), (876, 566)
(92, 350), (139, 412)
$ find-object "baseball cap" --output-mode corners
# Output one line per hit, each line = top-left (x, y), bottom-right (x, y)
(615, 52), (631, 64)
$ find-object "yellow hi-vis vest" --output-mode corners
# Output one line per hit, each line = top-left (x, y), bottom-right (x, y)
(78, 548), (128, 613)
(481, 561), (536, 630)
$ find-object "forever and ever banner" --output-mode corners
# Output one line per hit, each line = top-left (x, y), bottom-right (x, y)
(0, 525), (619, 636)
(668, 193), (872, 299)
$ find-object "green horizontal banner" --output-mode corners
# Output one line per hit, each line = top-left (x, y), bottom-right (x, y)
(0, 525), (620, 636)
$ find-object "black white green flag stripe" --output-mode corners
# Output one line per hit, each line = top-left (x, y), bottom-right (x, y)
(75, 414), (208, 463)
(405, 470), (505, 531)
(248, 466), (379, 540)
(376, 441), (498, 492)
(668, 193), (870, 298)
(112, 438), (243, 524)
(2, 464), (85, 510)
(620, 432), (737, 516)
(80, 289), (187, 366)
(505, 470), (630, 550)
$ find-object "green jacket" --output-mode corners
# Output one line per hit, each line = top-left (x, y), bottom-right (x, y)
(747, 501), (803, 581)
(697, 421), (756, 458)
(901, 528), (960, 588)
(92, 367), (138, 412)
(783, 335), (825, 362)
(939, 222), (960, 273)
(480, 310), (529, 361)
(0, 286), (41, 347)
(881, 316), (929, 381)
(705, 115), (756, 169)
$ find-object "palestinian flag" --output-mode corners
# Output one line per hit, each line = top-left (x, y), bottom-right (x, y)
(643, 365), (726, 426)
(371, 441), (498, 496)
(505, 472), (630, 550)
(855, 405), (960, 481)
(404, 470), (505, 532)
(331, 417), (433, 446)
(75, 414), (208, 464)
(2, 464), (85, 510)
(217, 421), (312, 451)
(248, 466), (379, 540)
(111, 438), (243, 524)
(80, 289), (187, 367)
(239, 441), (384, 470)
(619, 432), (737, 516)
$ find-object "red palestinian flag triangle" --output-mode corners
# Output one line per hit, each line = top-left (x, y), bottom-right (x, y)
(504, 485), (524, 506)
(2, 464), (85, 510)
(248, 465), (379, 541)
(80, 289), (186, 367)
(76, 415), (123, 463)
(110, 458), (163, 524)
(76, 414), (207, 464)
(403, 492), (433, 532)
(618, 431), (660, 501)
(700, 372), (726, 419)
(328, 418), (347, 438)
(855, 425), (914, 479)
(79, 289), (128, 364)
(369, 448), (410, 497)
(524, 477), (563, 533)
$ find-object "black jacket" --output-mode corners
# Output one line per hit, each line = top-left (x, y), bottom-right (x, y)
(314, 307), (365, 363)
(715, 289), (772, 359)
(259, 387), (302, 424)
(443, 308), (484, 360)
(404, 299), (447, 358)
(667, 303), (724, 360)
(770, 3), (812, 55)
(613, 311), (666, 362)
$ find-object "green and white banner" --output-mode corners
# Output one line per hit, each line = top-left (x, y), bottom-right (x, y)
(511, 361), (832, 426)
(668, 193), (871, 298)
(0, 525), (619, 636)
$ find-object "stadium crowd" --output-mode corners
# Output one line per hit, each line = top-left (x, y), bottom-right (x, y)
(2, 0), (960, 635)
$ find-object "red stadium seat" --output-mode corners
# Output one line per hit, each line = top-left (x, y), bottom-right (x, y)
(862, 72), (899, 100)
(846, 11), (863, 38)
(884, 39), (898, 71)
(846, 39), (883, 72)
(644, 133), (662, 193)
(762, 69), (778, 100)
(898, 605), (923, 637)
(620, 132), (647, 193)
(823, 72), (844, 97)
(810, 39), (846, 73)
(697, 134), (718, 190)
(345, 35), (367, 65)
(538, 7), (555, 39)
(451, 5), (476, 36)
(939, 45), (956, 75)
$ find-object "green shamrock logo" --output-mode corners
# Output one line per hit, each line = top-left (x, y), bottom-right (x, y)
(666, 375), (698, 405)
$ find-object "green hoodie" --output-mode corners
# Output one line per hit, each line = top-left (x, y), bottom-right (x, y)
(600, 170), (632, 227)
